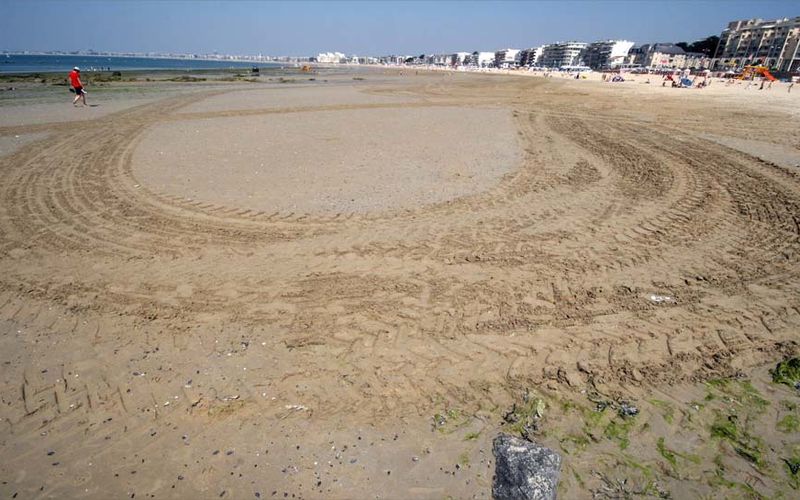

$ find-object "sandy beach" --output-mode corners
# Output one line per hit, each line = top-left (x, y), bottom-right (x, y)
(1, 67), (800, 498)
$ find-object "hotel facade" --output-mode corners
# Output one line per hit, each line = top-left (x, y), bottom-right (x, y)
(582, 40), (634, 69)
(539, 42), (588, 68)
(713, 17), (800, 72)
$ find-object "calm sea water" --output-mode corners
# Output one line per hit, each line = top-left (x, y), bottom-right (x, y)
(0, 54), (284, 74)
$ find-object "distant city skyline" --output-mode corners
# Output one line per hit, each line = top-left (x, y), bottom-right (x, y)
(2, 0), (798, 56)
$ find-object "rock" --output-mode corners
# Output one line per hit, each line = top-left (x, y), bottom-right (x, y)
(617, 401), (639, 418)
(492, 434), (561, 500)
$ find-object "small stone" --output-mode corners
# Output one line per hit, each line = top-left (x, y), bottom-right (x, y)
(618, 402), (639, 418)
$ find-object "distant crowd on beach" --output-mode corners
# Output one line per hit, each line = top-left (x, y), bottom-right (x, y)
(398, 63), (797, 94)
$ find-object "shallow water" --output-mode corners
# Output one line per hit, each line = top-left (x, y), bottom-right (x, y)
(0, 53), (281, 73)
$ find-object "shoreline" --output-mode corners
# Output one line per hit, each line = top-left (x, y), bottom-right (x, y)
(0, 54), (288, 75)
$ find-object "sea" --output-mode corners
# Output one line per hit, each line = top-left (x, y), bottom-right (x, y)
(0, 54), (285, 74)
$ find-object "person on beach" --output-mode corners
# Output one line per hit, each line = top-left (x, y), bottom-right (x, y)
(69, 67), (87, 106)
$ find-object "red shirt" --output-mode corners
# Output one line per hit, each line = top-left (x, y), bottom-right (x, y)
(69, 70), (81, 87)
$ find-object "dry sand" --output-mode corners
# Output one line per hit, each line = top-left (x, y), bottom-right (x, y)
(1, 70), (800, 499)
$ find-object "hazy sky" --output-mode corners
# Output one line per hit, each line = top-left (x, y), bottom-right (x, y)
(2, 1), (797, 55)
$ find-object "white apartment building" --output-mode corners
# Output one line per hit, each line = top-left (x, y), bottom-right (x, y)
(635, 44), (686, 68)
(518, 46), (545, 67)
(378, 55), (402, 65)
(714, 17), (800, 71)
(315, 52), (346, 64)
(424, 54), (451, 66)
(539, 42), (588, 68)
(683, 53), (712, 70)
(582, 40), (634, 69)
(469, 51), (496, 67)
(450, 52), (472, 66)
(494, 48), (520, 68)
(634, 43), (711, 70)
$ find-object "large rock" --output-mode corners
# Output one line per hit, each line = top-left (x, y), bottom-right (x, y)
(492, 434), (562, 500)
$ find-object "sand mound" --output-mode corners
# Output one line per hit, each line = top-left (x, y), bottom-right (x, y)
(132, 105), (520, 213)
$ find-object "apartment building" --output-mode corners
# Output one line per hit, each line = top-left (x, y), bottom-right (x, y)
(539, 42), (587, 68)
(450, 52), (471, 66)
(518, 46), (545, 67)
(494, 48), (521, 68)
(315, 52), (346, 64)
(683, 52), (712, 70)
(426, 54), (452, 66)
(582, 40), (634, 69)
(469, 51), (496, 67)
(378, 55), (410, 65)
(714, 17), (800, 71)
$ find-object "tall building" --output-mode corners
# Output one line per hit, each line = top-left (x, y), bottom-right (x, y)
(469, 51), (496, 67)
(714, 17), (800, 71)
(539, 42), (588, 68)
(494, 48), (520, 68)
(518, 46), (545, 67)
(582, 40), (634, 69)
(450, 52), (472, 66)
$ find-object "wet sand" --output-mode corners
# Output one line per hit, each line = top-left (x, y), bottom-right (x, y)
(133, 101), (519, 213)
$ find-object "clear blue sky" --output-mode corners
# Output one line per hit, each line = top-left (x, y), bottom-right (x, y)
(2, 1), (797, 55)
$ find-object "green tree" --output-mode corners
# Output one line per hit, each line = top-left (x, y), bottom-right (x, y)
(676, 36), (720, 56)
